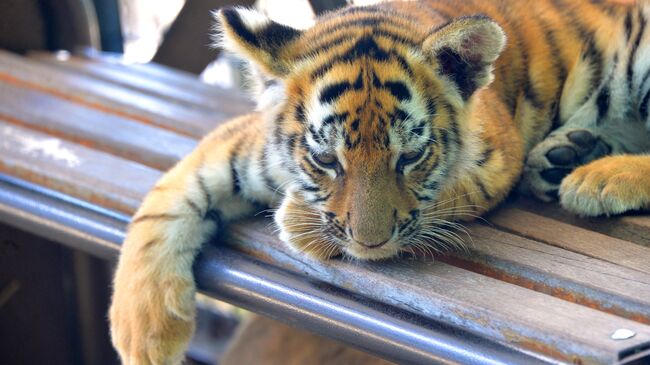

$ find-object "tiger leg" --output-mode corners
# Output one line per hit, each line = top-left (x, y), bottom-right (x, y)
(109, 113), (273, 365)
(559, 155), (650, 216)
(523, 119), (650, 202)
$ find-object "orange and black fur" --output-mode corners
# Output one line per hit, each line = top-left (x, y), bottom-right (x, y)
(109, 1), (650, 364)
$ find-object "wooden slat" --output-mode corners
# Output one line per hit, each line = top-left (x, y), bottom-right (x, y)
(0, 82), (197, 170)
(0, 121), (160, 214)
(29, 52), (254, 114)
(514, 197), (650, 248)
(442, 224), (650, 324)
(0, 51), (234, 138)
(487, 207), (650, 274)
(228, 220), (650, 365)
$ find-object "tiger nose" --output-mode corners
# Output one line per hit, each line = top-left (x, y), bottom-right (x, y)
(354, 237), (390, 249)
(350, 227), (392, 248)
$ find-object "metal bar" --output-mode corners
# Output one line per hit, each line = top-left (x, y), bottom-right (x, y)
(0, 173), (552, 365)
(195, 246), (547, 365)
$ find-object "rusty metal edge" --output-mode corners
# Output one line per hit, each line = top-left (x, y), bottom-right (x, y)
(1, 173), (648, 364)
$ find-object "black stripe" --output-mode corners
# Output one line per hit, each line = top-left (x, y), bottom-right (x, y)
(541, 24), (567, 83)
(596, 85), (610, 119)
(345, 133), (361, 149)
(220, 8), (300, 55)
(425, 98), (437, 117)
(640, 89), (650, 120)
(302, 156), (328, 177)
(256, 22), (301, 53)
(301, 29), (419, 61)
(320, 81), (352, 103)
(411, 121), (427, 137)
(310, 36), (391, 79)
(476, 147), (493, 167)
(624, 11), (633, 41)
(308, 193), (331, 204)
(300, 183), (321, 192)
(414, 191), (433, 202)
(423, 180), (439, 192)
(295, 103), (306, 122)
(230, 140), (243, 195)
(221, 8), (260, 47)
(285, 133), (299, 155)
(552, 1), (603, 93)
(384, 80), (411, 101)
(628, 12), (647, 90)
(311, 17), (421, 46)
(350, 118), (360, 131)
(392, 108), (408, 123)
(320, 112), (349, 127)
(475, 178), (492, 202)
(642, 69), (650, 93)
(205, 209), (223, 233)
(185, 198), (203, 216)
(414, 149), (438, 176)
(273, 113), (286, 145)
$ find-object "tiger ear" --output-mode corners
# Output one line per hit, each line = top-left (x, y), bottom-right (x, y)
(423, 15), (506, 100)
(214, 7), (303, 77)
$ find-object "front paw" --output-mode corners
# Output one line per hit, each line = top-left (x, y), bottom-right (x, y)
(559, 155), (650, 216)
(110, 274), (196, 365)
(523, 129), (611, 201)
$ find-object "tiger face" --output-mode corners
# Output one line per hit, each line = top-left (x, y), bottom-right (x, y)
(217, 6), (505, 260)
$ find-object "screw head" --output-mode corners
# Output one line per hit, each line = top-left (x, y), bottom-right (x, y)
(611, 329), (636, 340)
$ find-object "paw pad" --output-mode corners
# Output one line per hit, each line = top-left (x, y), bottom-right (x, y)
(524, 128), (615, 202)
(567, 130), (596, 148)
(546, 146), (576, 165)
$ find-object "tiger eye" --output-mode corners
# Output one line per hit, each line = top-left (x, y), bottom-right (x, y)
(313, 153), (338, 169)
(401, 151), (422, 161)
(397, 150), (425, 173)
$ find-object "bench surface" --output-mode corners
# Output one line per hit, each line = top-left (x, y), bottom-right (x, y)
(1, 50), (650, 365)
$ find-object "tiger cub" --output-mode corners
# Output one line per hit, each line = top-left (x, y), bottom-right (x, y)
(109, 1), (650, 364)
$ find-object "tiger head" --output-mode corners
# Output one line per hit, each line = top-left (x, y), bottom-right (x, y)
(217, 5), (505, 260)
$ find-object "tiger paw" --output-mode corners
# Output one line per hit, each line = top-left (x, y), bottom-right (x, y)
(110, 272), (196, 365)
(559, 155), (650, 216)
(523, 128), (611, 201)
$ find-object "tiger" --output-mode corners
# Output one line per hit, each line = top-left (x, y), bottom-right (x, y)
(109, 0), (650, 364)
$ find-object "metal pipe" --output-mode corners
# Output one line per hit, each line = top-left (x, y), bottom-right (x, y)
(0, 173), (565, 365)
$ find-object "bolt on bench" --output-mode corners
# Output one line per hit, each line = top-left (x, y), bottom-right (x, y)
(1, 49), (650, 365)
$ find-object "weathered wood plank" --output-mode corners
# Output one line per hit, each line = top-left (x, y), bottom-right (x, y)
(0, 121), (160, 214)
(227, 219), (650, 365)
(29, 52), (254, 114)
(0, 82), (197, 170)
(487, 207), (650, 275)
(514, 197), (650, 248)
(442, 224), (650, 324)
(0, 51), (234, 138)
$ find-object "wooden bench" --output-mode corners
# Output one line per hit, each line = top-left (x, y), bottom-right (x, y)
(1, 49), (649, 365)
